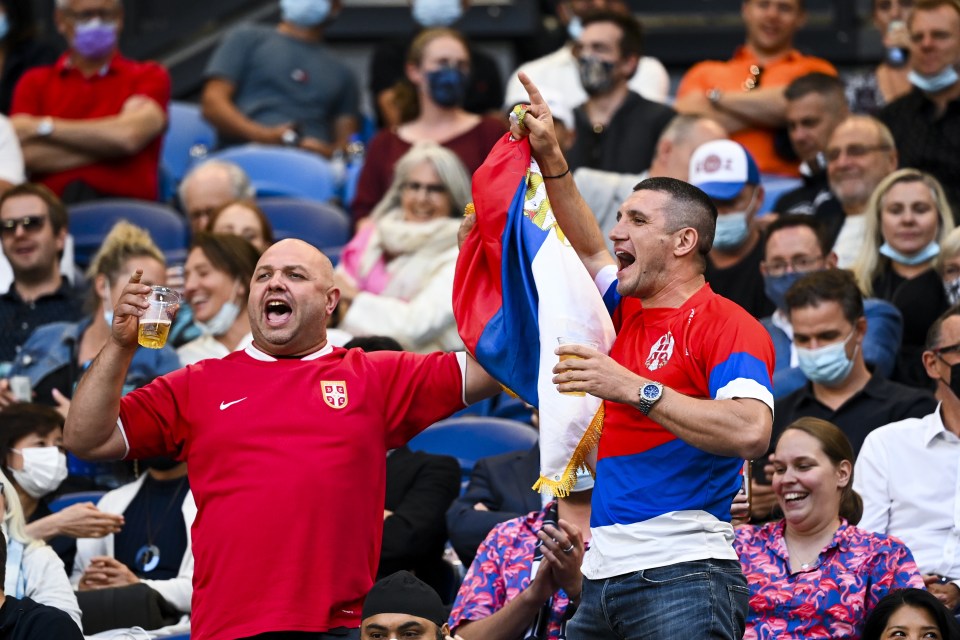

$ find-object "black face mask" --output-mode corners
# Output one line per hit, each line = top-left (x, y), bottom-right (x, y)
(139, 456), (181, 472)
(950, 362), (960, 399)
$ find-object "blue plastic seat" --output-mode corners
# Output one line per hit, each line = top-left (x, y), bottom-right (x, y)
(408, 417), (539, 481)
(207, 144), (339, 202)
(160, 101), (217, 199)
(256, 197), (351, 260)
(48, 491), (106, 512)
(68, 199), (190, 268)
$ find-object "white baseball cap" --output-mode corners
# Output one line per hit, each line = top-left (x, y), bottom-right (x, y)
(689, 140), (761, 201)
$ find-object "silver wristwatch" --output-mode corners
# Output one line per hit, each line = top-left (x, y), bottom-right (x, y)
(638, 381), (664, 416)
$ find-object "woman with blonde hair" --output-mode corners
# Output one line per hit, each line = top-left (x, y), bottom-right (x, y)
(0, 465), (82, 626)
(352, 27), (504, 222)
(335, 142), (470, 353)
(852, 168), (954, 387)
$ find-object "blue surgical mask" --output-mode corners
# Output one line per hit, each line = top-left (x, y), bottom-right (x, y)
(103, 308), (114, 327)
(0, 14), (10, 42)
(796, 330), (858, 387)
(945, 276), (960, 306)
(280, 0), (332, 27)
(412, 0), (462, 27)
(195, 300), (241, 337)
(426, 66), (468, 108)
(909, 66), (959, 93)
(763, 270), (816, 312)
(567, 16), (583, 40)
(712, 211), (750, 251)
(879, 240), (940, 266)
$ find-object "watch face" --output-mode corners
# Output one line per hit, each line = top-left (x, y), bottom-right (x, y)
(642, 383), (660, 401)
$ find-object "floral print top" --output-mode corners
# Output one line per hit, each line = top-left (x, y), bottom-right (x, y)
(449, 502), (574, 640)
(735, 519), (924, 639)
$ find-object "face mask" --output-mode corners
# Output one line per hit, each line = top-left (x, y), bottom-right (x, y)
(426, 66), (468, 108)
(879, 240), (940, 266)
(280, 0), (332, 27)
(577, 56), (615, 96)
(945, 277), (960, 306)
(0, 14), (10, 41)
(72, 18), (118, 59)
(11, 447), (68, 499)
(195, 299), (241, 337)
(567, 16), (583, 40)
(412, 0), (462, 27)
(909, 66), (959, 93)
(796, 329), (858, 387)
(763, 270), (816, 311)
(712, 211), (751, 251)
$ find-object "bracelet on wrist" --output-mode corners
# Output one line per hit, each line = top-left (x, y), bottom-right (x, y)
(543, 166), (570, 180)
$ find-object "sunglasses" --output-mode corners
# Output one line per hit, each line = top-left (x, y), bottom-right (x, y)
(403, 181), (447, 196)
(0, 215), (47, 236)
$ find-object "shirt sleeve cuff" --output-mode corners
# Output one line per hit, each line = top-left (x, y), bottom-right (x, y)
(117, 417), (131, 459)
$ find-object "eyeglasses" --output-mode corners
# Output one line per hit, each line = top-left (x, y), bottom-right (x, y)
(0, 215), (47, 237)
(62, 8), (121, 22)
(762, 256), (824, 277)
(402, 181), (447, 196)
(188, 207), (216, 223)
(743, 65), (763, 91)
(825, 144), (891, 163)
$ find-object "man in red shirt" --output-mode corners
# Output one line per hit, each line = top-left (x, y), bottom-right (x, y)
(9, 0), (169, 202)
(63, 238), (500, 640)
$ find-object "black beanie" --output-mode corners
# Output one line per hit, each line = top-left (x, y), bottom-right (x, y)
(361, 571), (446, 626)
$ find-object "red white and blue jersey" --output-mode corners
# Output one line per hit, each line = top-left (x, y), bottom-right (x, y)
(583, 267), (774, 579)
(117, 344), (466, 640)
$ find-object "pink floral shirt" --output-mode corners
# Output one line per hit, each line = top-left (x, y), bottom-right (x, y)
(735, 520), (924, 639)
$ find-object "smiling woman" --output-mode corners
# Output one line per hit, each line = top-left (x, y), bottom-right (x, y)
(734, 418), (924, 639)
(176, 232), (260, 366)
(334, 142), (470, 353)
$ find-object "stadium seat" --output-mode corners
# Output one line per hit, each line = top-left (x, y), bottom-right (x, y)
(48, 491), (106, 512)
(759, 173), (803, 215)
(160, 101), (217, 199)
(408, 417), (539, 481)
(68, 199), (190, 268)
(207, 144), (339, 202)
(256, 197), (351, 260)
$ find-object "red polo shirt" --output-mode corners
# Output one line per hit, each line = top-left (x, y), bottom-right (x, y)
(11, 53), (170, 200)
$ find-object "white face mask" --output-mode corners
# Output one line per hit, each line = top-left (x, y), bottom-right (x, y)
(11, 447), (68, 499)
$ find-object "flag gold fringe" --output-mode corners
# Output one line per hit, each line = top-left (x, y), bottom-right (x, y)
(532, 403), (604, 498)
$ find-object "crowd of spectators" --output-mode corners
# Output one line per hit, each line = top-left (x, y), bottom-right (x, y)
(0, 0), (959, 637)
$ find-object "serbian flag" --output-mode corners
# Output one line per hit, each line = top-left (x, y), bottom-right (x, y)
(454, 134), (616, 496)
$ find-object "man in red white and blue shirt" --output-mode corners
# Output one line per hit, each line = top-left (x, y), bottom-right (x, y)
(507, 73), (775, 640)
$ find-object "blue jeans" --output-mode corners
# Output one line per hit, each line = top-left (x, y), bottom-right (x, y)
(567, 559), (749, 640)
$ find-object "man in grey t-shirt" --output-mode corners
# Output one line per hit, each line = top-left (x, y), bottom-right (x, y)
(201, 0), (360, 158)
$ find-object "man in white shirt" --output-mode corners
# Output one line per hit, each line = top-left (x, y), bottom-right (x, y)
(813, 115), (898, 268)
(854, 306), (960, 611)
(503, 0), (668, 114)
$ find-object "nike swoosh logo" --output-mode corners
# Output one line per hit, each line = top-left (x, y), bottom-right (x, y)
(220, 398), (247, 411)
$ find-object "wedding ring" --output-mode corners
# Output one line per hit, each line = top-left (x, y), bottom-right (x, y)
(563, 544), (575, 554)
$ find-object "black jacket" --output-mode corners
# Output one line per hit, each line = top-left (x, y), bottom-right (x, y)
(0, 595), (83, 640)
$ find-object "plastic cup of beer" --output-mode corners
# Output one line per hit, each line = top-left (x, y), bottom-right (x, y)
(138, 286), (179, 349)
(557, 336), (600, 397)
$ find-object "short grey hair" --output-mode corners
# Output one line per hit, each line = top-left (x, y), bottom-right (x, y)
(178, 160), (255, 206)
(369, 142), (471, 220)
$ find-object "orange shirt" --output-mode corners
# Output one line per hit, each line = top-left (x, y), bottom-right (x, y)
(677, 47), (836, 177)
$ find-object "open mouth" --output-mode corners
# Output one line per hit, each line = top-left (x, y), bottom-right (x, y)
(615, 250), (636, 271)
(265, 300), (292, 326)
(782, 491), (808, 505)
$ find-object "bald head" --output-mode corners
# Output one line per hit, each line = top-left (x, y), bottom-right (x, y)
(179, 161), (254, 233)
(248, 239), (339, 357)
(650, 115), (728, 181)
